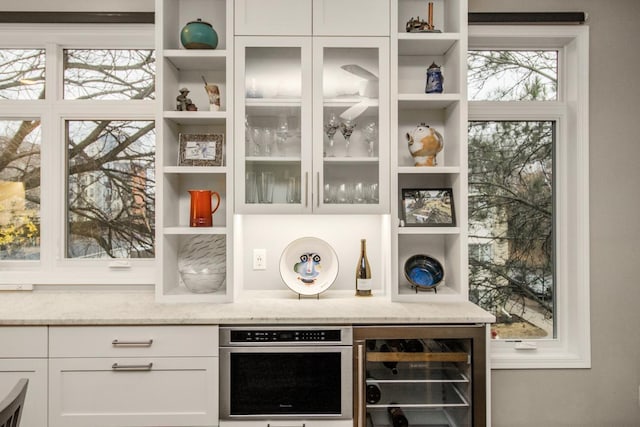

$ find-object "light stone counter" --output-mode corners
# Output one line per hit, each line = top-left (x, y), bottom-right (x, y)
(0, 289), (494, 325)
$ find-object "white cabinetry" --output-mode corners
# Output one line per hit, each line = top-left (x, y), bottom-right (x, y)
(235, 36), (389, 214)
(155, 0), (234, 302)
(391, 0), (469, 301)
(48, 325), (219, 427)
(0, 327), (48, 427)
(234, 0), (389, 36)
(312, 0), (390, 36)
(235, 0), (312, 35)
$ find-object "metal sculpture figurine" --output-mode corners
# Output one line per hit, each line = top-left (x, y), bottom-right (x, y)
(406, 1), (441, 33)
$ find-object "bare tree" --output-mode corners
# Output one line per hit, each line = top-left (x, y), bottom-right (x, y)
(468, 51), (557, 335)
(0, 49), (155, 259)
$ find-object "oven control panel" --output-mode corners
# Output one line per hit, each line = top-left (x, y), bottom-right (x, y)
(230, 329), (342, 342)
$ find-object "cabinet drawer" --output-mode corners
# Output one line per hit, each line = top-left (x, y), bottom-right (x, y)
(49, 325), (218, 357)
(49, 357), (218, 427)
(0, 326), (47, 358)
(235, 0), (312, 35)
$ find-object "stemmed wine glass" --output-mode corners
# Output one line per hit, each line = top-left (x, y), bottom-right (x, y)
(324, 113), (339, 157)
(275, 114), (289, 156)
(339, 119), (356, 157)
(361, 122), (378, 157)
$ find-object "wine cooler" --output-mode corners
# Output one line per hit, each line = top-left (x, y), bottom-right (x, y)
(353, 325), (487, 427)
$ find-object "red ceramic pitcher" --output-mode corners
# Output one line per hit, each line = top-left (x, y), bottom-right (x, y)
(189, 190), (221, 227)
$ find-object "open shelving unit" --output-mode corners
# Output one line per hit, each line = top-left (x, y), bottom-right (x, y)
(155, 0), (234, 302)
(391, 0), (469, 302)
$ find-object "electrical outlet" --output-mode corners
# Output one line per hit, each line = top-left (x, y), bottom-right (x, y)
(253, 249), (267, 270)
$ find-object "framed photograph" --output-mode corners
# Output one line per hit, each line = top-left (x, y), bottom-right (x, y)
(401, 188), (456, 227)
(178, 133), (224, 166)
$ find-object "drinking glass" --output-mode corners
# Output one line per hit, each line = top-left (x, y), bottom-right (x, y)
(261, 127), (274, 156)
(324, 113), (339, 157)
(340, 120), (356, 157)
(323, 183), (336, 204)
(248, 123), (261, 156)
(258, 171), (275, 203)
(245, 171), (258, 203)
(367, 183), (379, 204)
(275, 114), (289, 156)
(336, 183), (354, 204)
(286, 176), (300, 204)
(362, 122), (378, 157)
(354, 182), (366, 204)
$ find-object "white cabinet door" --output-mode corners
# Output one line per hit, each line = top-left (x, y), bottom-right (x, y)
(313, 0), (390, 36)
(235, 36), (314, 214)
(0, 359), (48, 427)
(49, 357), (218, 427)
(235, 0), (312, 35)
(313, 37), (390, 214)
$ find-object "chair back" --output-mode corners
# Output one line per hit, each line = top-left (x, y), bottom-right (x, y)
(0, 379), (28, 427)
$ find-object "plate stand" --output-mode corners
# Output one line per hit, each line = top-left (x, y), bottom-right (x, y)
(298, 293), (321, 300)
(413, 286), (438, 294)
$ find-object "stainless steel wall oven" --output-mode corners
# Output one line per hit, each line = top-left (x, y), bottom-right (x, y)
(220, 326), (353, 420)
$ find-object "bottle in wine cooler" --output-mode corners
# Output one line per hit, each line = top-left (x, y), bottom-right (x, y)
(365, 380), (381, 404)
(379, 343), (398, 375)
(355, 239), (372, 296)
(387, 405), (409, 427)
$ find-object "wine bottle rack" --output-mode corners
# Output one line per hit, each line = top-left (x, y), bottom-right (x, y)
(355, 325), (487, 427)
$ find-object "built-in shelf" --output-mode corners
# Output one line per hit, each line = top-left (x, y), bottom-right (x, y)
(397, 33), (461, 56)
(163, 49), (227, 71)
(163, 110), (228, 125)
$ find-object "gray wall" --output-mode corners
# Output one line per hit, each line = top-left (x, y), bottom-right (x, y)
(469, 0), (640, 425)
(10, 0), (640, 425)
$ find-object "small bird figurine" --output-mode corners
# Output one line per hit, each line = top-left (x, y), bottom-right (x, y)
(294, 253), (322, 284)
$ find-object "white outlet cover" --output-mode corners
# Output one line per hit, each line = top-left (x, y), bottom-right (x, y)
(253, 249), (267, 270)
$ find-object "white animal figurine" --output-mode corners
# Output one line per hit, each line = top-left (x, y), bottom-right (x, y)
(406, 123), (443, 166)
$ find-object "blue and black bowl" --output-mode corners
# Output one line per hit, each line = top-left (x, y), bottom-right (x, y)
(404, 254), (444, 290)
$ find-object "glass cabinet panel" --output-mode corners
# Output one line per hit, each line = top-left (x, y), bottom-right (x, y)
(314, 38), (389, 213)
(236, 38), (312, 213)
(236, 37), (387, 214)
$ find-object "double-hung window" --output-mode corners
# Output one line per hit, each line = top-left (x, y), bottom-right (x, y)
(467, 25), (590, 368)
(0, 23), (155, 285)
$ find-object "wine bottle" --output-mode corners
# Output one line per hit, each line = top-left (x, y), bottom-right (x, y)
(379, 343), (398, 375)
(387, 405), (409, 427)
(355, 239), (372, 296)
(365, 381), (381, 404)
(405, 339), (424, 353)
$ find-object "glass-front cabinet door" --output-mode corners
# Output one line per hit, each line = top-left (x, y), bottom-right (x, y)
(313, 37), (389, 214)
(235, 36), (388, 214)
(235, 37), (312, 213)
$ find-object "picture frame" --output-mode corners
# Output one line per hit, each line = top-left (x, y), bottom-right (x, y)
(401, 188), (456, 227)
(178, 133), (224, 166)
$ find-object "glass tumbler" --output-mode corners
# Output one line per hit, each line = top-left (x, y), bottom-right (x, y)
(258, 171), (275, 203)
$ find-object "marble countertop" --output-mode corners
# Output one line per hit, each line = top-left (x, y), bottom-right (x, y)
(0, 290), (495, 325)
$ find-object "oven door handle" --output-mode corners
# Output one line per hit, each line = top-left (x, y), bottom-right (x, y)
(356, 342), (365, 427)
(267, 424), (305, 427)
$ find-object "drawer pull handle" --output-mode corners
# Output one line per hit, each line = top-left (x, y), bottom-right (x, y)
(267, 425), (305, 427)
(112, 362), (153, 371)
(112, 339), (153, 347)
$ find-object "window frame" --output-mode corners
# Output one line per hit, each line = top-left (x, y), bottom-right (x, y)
(0, 23), (156, 286)
(468, 25), (590, 369)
